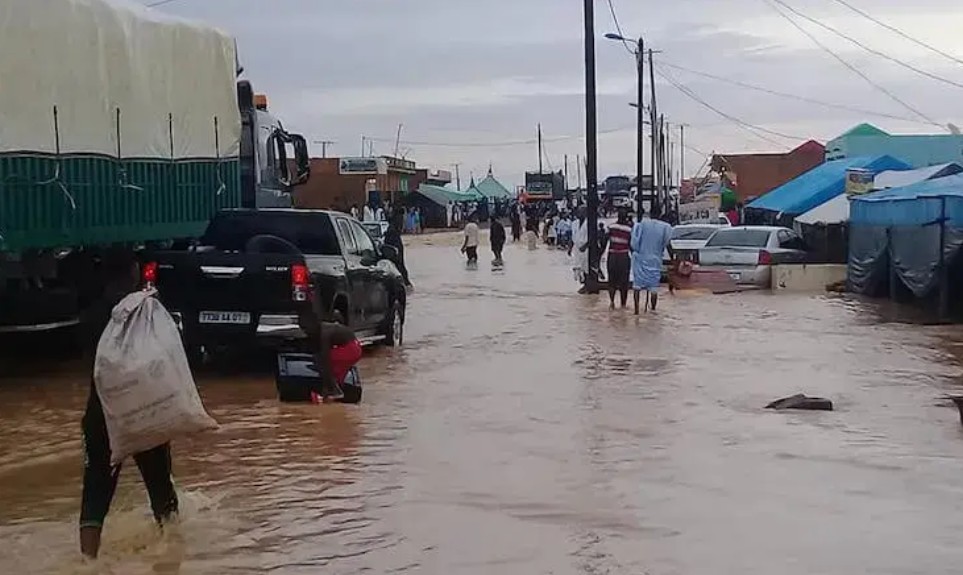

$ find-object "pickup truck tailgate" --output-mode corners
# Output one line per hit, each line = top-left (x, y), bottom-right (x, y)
(150, 251), (305, 331)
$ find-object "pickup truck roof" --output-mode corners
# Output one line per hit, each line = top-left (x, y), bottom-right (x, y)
(203, 208), (348, 255)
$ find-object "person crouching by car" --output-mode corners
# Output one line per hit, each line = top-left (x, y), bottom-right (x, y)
(294, 301), (363, 404)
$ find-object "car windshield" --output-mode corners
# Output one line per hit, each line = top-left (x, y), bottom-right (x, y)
(202, 211), (341, 255)
(704, 229), (771, 248)
(672, 226), (717, 241)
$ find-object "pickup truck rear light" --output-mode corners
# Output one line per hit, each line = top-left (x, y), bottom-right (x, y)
(758, 250), (772, 266)
(142, 261), (158, 288)
(291, 263), (310, 302)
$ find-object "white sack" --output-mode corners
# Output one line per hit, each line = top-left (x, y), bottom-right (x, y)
(94, 289), (217, 465)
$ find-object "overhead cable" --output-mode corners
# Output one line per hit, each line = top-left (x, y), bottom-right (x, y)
(762, 0), (937, 125)
(770, 0), (963, 91)
(827, 0), (963, 68)
(656, 67), (803, 147)
(659, 60), (940, 126)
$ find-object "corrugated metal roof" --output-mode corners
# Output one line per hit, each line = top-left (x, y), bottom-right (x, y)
(747, 155), (910, 215)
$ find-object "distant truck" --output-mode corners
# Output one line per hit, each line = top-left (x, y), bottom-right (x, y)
(0, 0), (309, 334)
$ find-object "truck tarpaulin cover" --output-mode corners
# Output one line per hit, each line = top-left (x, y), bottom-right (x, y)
(0, 0), (239, 159)
(848, 174), (963, 297)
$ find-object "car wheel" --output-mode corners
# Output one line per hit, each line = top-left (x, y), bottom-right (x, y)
(384, 301), (404, 347)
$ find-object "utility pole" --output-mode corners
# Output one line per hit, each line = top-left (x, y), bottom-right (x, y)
(679, 124), (686, 184)
(636, 37), (645, 217)
(648, 49), (658, 216)
(394, 123), (404, 158)
(452, 163), (462, 190)
(576, 154), (583, 189)
(313, 140), (335, 158)
(360, 135), (366, 157)
(537, 123), (544, 174)
(564, 154), (569, 189)
(582, 0), (600, 293)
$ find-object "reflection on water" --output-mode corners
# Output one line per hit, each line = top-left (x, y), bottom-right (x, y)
(4, 232), (963, 574)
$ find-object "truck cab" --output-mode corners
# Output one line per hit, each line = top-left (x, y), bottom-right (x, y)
(238, 81), (310, 209)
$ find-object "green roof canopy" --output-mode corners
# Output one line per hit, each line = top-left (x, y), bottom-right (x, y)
(472, 173), (512, 199)
(415, 184), (480, 206)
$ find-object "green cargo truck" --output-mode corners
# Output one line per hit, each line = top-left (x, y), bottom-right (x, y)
(0, 0), (308, 333)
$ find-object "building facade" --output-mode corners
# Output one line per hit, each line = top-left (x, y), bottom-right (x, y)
(825, 123), (963, 169)
(711, 140), (825, 203)
(293, 156), (426, 210)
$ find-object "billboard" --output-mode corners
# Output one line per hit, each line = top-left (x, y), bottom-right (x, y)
(340, 157), (387, 175)
(678, 194), (721, 224)
(845, 168), (875, 196)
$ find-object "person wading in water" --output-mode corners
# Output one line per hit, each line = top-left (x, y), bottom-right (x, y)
(490, 215), (506, 265)
(630, 208), (674, 313)
(606, 209), (633, 309)
(79, 250), (178, 559)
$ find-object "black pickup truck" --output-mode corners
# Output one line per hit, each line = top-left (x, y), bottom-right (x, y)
(144, 209), (407, 358)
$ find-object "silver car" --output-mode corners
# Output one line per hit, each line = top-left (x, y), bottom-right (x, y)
(697, 226), (808, 287)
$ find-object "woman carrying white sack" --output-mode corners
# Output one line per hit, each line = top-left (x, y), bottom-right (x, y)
(79, 249), (216, 559)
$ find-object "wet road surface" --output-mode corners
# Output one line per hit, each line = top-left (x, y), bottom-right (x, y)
(4, 231), (963, 574)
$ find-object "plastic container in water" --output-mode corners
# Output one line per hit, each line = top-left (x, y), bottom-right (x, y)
(275, 352), (362, 404)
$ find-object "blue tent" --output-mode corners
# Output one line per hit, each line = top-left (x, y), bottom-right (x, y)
(851, 173), (963, 227)
(748, 155), (910, 216)
(848, 173), (963, 300)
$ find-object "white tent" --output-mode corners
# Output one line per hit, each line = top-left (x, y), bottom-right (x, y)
(874, 163), (962, 190)
(795, 193), (850, 226)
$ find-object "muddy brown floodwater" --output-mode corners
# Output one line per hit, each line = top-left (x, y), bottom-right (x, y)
(5, 231), (963, 574)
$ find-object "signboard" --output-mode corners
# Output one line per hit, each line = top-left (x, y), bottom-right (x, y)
(679, 194), (721, 224)
(427, 169), (452, 183)
(845, 168), (875, 196)
(385, 156), (416, 173)
(340, 157), (387, 175)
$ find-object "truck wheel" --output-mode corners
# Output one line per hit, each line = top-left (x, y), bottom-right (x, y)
(384, 301), (404, 347)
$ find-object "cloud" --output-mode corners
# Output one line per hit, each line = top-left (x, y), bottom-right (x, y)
(145, 0), (963, 186)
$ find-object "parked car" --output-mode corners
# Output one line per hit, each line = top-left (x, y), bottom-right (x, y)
(697, 226), (808, 287)
(145, 209), (407, 361)
(666, 223), (731, 263)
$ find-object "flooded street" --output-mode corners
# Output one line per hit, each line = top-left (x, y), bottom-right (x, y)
(5, 231), (963, 574)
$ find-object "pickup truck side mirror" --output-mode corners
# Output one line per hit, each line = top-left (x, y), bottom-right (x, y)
(380, 245), (399, 262)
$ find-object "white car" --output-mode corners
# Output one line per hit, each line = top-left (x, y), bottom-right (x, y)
(667, 223), (731, 263)
(697, 226), (808, 287)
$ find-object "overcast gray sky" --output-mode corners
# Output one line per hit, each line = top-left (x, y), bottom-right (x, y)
(144, 0), (963, 188)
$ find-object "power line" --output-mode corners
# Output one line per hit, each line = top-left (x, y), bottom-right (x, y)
(659, 60), (938, 126)
(366, 125), (635, 149)
(146, 0), (183, 7)
(762, 0), (937, 125)
(770, 0), (963, 91)
(656, 67), (804, 147)
(826, 0), (963, 68)
(605, 0), (636, 55)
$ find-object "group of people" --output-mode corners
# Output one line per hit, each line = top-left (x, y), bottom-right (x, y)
(604, 208), (673, 314)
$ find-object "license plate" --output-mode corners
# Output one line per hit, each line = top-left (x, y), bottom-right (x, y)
(728, 272), (741, 281)
(199, 311), (251, 324)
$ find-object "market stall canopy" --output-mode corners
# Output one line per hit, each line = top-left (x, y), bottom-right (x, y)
(748, 155), (910, 217)
(851, 173), (963, 227)
(795, 193), (850, 226)
(471, 173), (513, 200)
(873, 163), (963, 191)
(415, 184), (479, 206)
